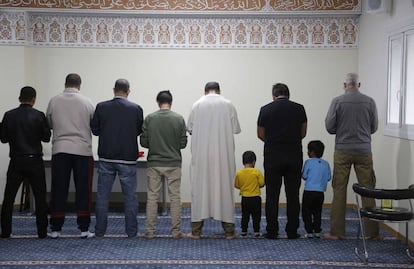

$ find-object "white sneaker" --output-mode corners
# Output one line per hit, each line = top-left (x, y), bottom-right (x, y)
(48, 231), (61, 239)
(254, 232), (263, 238)
(80, 231), (95, 239)
(305, 233), (314, 239)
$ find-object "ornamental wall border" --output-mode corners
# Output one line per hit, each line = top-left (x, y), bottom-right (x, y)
(0, 10), (359, 49)
(0, 0), (362, 14)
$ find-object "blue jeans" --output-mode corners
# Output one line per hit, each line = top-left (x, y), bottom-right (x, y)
(95, 161), (138, 237)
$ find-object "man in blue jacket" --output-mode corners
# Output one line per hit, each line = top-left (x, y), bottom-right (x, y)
(91, 79), (144, 237)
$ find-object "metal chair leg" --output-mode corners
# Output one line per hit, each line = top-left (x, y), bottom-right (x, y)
(405, 222), (414, 261)
(360, 219), (369, 262)
(355, 220), (362, 256)
(354, 196), (368, 263)
(406, 248), (414, 261)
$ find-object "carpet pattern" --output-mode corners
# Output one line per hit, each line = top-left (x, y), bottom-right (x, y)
(0, 208), (413, 269)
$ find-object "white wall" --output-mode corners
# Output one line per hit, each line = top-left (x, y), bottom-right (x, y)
(1, 0), (413, 243)
(0, 46), (26, 195)
(0, 46), (357, 204)
(358, 0), (414, 241)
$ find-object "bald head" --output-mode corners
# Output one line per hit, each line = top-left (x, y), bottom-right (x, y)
(114, 79), (130, 96)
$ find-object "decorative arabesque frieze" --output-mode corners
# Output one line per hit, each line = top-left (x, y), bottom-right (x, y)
(0, 11), (359, 49)
(0, 0), (361, 13)
(0, 0), (361, 49)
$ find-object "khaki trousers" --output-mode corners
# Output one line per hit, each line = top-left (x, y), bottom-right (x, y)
(191, 221), (235, 237)
(146, 167), (182, 236)
(330, 150), (379, 237)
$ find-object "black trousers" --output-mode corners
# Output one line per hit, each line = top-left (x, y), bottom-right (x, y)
(301, 190), (324, 233)
(241, 196), (262, 233)
(1, 156), (48, 238)
(264, 152), (302, 237)
(49, 153), (94, 232)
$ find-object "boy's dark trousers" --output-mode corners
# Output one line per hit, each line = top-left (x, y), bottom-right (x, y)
(241, 196), (262, 233)
(301, 190), (324, 234)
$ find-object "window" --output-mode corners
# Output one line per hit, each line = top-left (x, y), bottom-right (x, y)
(385, 23), (414, 140)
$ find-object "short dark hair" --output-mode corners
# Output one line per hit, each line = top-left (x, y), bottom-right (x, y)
(242, 150), (256, 165)
(156, 90), (172, 104)
(65, 73), (81, 88)
(19, 86), (36, 102)
(114, 79), (130, 93)
(272, 83), (290, 98)
(204, 81), (220, 93)
(308, 140), (325, 158)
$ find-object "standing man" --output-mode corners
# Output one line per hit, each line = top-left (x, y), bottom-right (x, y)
(91, 79), (143, 238)
(140, 90), (187, 239)
(257, 83), (307, 239)
(187, 81), (241, 239)
(325, 73), (379, 240)
(1, 87), (51, 238)
(46, 73), (95, 239)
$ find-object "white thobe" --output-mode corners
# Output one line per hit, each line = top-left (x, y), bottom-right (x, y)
(187, 93), (241, 223)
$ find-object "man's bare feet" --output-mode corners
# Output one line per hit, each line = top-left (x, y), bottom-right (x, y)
(225, 234), (236, 240)
(324, 233), (343, 240)
(187, 233), (201, 239)
(172, 232), (186, 239)
(368, 235), (383, 240)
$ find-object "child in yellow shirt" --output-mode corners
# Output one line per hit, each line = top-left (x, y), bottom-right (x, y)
(234, 151), (265, 237)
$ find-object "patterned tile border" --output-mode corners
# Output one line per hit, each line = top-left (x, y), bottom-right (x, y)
(0, 10), (359, 49)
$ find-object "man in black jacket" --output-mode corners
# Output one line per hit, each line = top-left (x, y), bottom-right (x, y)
(0, 86), (51, 238)
(257, 83), (307, 239)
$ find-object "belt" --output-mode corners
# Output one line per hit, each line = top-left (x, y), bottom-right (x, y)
(12, 155), (41, 158)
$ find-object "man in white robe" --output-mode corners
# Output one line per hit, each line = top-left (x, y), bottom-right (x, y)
(187, 81), (241, 239)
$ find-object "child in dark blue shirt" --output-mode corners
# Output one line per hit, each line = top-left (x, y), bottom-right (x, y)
(302, 140), (331, 238)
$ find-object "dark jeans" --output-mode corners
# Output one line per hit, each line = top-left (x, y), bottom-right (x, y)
(1, 157), (48, 238)
(49, 153), (94, 232)
(301, 190), (324, 234)
(264, 152), (302, 237)
(241, 196), (262, 233)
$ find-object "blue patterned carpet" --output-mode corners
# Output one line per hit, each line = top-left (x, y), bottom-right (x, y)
(0, 208), (413, 269)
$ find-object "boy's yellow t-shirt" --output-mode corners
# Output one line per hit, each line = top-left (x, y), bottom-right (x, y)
(234, 167), (265, 197)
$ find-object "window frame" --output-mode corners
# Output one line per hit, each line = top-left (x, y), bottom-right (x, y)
(384, 22), (414, 140)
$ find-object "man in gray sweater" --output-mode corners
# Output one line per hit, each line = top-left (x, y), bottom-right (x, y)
(46, 73), (95, 239)
(324, 73), (379, 240)
(140, 90), (187, 239)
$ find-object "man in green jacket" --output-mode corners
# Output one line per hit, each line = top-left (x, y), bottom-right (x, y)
(140, 90), (187, 239)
